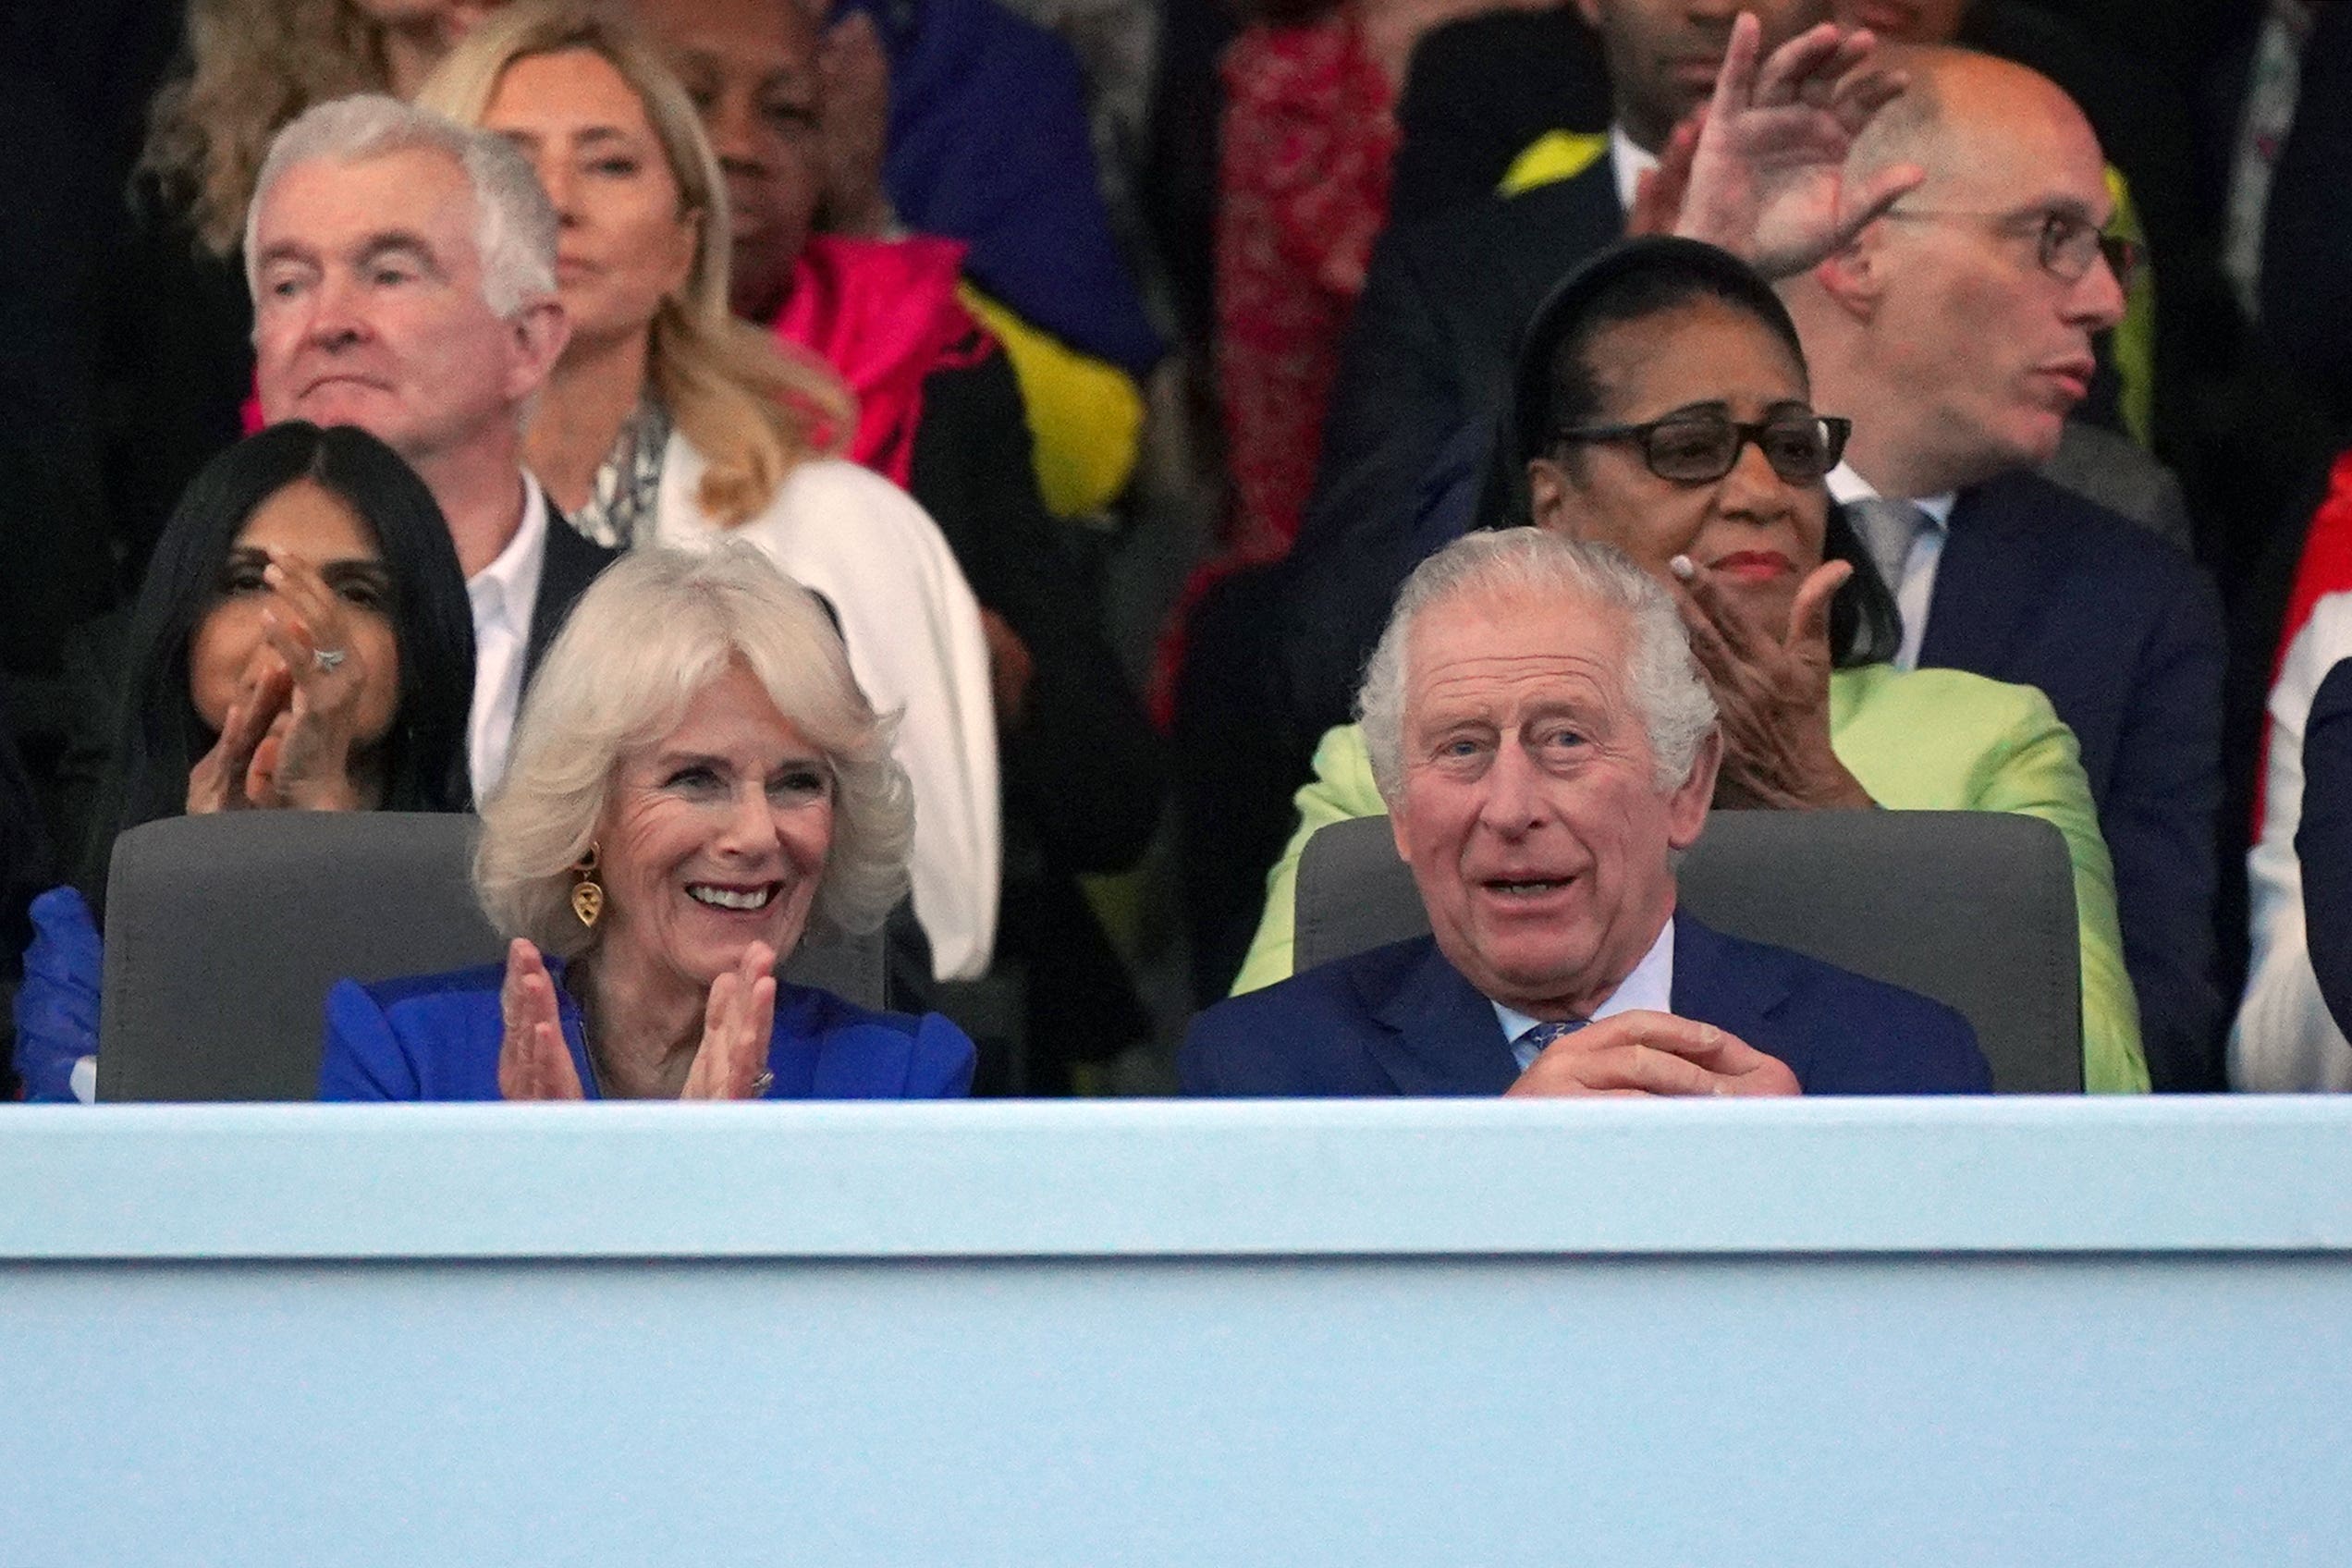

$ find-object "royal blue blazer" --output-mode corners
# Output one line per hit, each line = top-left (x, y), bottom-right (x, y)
(320, 962), (975, 1101)
(1179, 913), (1990, 1096)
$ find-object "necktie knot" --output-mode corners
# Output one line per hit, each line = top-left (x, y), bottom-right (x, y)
(1848, 496), (1929, 595)
(1512, 1017), (1587, 1071)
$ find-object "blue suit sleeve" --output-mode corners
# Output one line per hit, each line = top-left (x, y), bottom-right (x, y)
(906, 1012), (978, 1098)
(1799, 988), (1991, 1096)
(12, 887), (101, 1103)
(318, 979), (422, 1102)
(1176, 1017), (1228, 1097)
(2300, 658), (2352, 1039)
(1913, 1007), (1994, 1095)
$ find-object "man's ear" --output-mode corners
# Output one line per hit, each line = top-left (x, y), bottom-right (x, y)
(1526, 456), (1574, 533)
(1665, 729), (1721, 851)
(506, 297), (571, 403)
(1390, 791), (1416, 864)
(1811, 227), (1884, 325)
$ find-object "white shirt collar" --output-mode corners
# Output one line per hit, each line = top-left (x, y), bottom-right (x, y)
(1825, 460), (1956, 527)
(461, 472), (548, 804)
(1493, 913), (1677, 1047)
(466, 472), (549, 632)
(1607, 124), (1658, 215)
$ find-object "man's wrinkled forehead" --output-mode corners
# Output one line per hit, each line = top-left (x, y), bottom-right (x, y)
(1403, 588), (1631, 722)
(257, 145), (483, 265)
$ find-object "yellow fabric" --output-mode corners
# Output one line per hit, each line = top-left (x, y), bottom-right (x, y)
(958, 284), (1143, 518)
(1231, 663), (2150, 1093)
(2105, 165), (2155, 449)
(1498, 130), (1611, 199)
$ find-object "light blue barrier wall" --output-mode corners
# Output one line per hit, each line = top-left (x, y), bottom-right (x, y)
(5, 1098), (2350, 1565)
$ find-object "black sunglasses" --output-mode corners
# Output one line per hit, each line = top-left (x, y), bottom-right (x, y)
(1551, 412), (1852, 484)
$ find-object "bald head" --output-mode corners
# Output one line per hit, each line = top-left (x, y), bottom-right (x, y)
(1849, 47), (2103, 211)
(1786, 46), (2123, 496)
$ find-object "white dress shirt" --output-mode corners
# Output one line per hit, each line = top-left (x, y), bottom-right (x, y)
(649, 435), (1001, 981)
(2233, 591), (2352, 1090)
(1494, 915), (1677, 1072)
(1607, 124), (1657, 215)
(464, 472), (548, 804)
(1826, 462), (1956, 671)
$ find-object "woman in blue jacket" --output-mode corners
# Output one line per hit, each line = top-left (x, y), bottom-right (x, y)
(319, 545), (974, 1101)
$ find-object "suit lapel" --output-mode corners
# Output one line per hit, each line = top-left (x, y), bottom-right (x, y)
(524, 514), (619, 683)
(1917, 474), (2059, 675)
(1361, 940), (1521, 1096)
(1667, 913), (1795, 1072)
(1500, 161), (1627, 333)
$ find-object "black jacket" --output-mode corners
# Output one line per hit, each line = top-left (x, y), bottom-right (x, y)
(1283, 157), (1623, 739)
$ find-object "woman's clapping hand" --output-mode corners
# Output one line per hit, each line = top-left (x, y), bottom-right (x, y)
(186, 551), (374, 814)
(497, 938), (585, 1101)
(1631, 15), (1925, 281)
(681, 941), (779, 1099)
(1671, 554), (1875, 812)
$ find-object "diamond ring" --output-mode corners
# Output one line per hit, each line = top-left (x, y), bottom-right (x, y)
(312, 647), (348, 673)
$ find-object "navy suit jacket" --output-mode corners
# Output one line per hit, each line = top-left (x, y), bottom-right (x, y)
(2298, 656), (2352, 1041)
(1921, 468), (2226, 1088)
(1180, 913), (1990, 1096)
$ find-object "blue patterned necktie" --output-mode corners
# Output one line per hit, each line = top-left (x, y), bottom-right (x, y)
(1513, 1018), (1587, 1072)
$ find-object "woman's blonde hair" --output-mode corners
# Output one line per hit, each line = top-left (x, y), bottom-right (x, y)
(475, 544), (914, 960)
(419, 0), (853, 523)
(141, 0), (390, 255)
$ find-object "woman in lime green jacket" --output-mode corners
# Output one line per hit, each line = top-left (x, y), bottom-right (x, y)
(1233, 238), (2147, 1093)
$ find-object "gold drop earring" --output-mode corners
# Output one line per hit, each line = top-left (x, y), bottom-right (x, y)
(570, 843), (605, 929)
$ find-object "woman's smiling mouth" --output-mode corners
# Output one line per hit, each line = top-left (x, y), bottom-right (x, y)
(686, 882), (779, 911)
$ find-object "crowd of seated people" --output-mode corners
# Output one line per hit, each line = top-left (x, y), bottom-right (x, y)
(2, 0), (2348, 1106)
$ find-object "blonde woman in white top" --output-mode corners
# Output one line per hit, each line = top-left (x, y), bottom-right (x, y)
(418, 0), (998, 979)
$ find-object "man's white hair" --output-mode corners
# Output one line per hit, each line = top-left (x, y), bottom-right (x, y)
(244, 93), (557, 318)
(1357, 528), (1719, 801)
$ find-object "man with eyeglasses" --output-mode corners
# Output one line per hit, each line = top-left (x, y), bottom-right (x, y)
(1783, 47), (2227, 1089)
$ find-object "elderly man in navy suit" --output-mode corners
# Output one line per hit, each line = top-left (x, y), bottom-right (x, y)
(1181, 531), (1990, 1098)
(1782, 48), (2227, 1089)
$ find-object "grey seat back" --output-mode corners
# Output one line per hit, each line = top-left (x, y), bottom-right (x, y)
(1294, 810), (2083, 1093)
(97, 812), (888, 1101)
